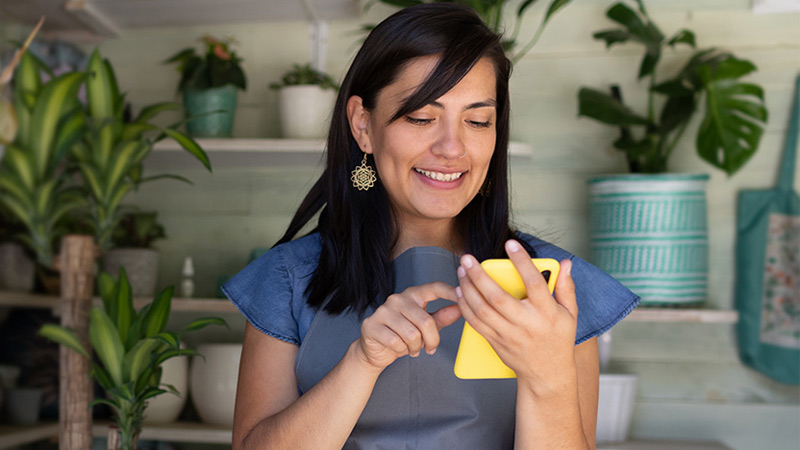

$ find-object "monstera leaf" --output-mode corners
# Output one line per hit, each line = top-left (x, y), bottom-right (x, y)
(696, 57), (768, 176)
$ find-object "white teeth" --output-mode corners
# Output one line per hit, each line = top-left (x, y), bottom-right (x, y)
(414, 168), (463, 182)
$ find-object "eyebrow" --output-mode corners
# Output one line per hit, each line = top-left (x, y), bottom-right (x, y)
(428, 99), (497, 111)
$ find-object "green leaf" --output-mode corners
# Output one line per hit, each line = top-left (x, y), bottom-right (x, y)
(695, 64), (768, 176)
(606, 3), (647, 39)
(137, 173), (193, 185)
(141, 387), (167, 401)
(38, 324), (89, 357)
(518, 0), (541, 17)
(142, 286), (174, 337)
(52, 108), (87, 163)
(89, 397), (119, 411)
(89, 307), (126, 385)
(651, 79), (696, 97)
(577, 87), (650, 126)
(180, 317), (228, 334)
(87, 49), (116, 120)
(162, 128), (211, 171)
(35, 179), (56, 217)
(163, 48), (197, 65)
(78, 162), (105, 201)
(135, 102), (182, 124)
(153, 331), (180, 349)
(122, 338), (162, 384)
(126, 303), (150, 350)
(115, 267), (135, 344)
(105, 140), (141, 200)
(120, 123), (159, 141)
(154, 348), (200, 367)
(2, 144), (36, 191)
(110, 382), (136, 402)
(593, 29), (631, 49)
(29, 72), (86, 180)
(97, 271), (116, 313)
(543, 0), (572, 25)
(91, 362), (116, 392)
(667, 29), (696, 48)
(659, 95), (695, 134)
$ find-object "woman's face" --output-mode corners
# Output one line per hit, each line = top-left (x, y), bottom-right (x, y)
(349, 56), (497, 228)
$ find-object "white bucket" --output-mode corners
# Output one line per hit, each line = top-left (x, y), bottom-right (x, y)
(596, 374), (638, 443)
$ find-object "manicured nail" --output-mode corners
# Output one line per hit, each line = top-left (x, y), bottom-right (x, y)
(456, 286), (463, 298)
(427, 348), (437, 356)
(457, 266), (466, 278)
(564, 259), (572, 276)
(461, 255), (474, 269)
(506, 240), (522, 253)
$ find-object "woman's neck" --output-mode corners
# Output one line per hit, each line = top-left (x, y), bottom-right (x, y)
(391, 217), (463, 259)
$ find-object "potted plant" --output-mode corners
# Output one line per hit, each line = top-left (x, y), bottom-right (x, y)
(164, 35), (247, 138)
(39, 268), (227, 450)
(101, 211), (165, 298)
(270, 63), (338, 139)
(71, 48), (211, 254)
(576, 0), (768, 306)
(365, 0), (575, 64)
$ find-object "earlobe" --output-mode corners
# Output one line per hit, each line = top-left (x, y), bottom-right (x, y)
(346, 95), (373, 154)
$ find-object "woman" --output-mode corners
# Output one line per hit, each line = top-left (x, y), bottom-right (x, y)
(222, 4), (639, 449)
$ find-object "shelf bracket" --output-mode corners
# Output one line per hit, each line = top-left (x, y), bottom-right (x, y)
(64, 0), (122, 37)
(299, 0), (328, 72)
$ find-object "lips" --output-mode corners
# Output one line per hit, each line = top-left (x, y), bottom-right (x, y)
(414, 168), (465, 182)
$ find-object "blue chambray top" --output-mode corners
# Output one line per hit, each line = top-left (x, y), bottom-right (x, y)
(221, 231), (641, 346)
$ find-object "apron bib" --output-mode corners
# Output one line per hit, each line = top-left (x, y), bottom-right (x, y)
(295, 247), (517, 449)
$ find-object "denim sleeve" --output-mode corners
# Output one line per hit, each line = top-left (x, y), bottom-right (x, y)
(519, 233), (641, 344)
(221, 245), (301, 345)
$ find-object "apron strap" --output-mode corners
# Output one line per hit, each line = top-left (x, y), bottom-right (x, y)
(777, 74), (800, 192)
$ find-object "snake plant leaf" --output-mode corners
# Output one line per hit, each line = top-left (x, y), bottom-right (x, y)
(89, 307), (126, 385)
(122, 338), (161, 384)
(142, 286), (174, 338)
(29, 72), (86, 181)
(578, 87), (651, 126)
(667, 29), (696, 48)
(162, 128), (211, 171)
(38, 324), (89, 357)
(91, 362), (116, 392)
(696, 59), (767, 176)
(180, 317), (229, 334)
(115, 267), (135, 344)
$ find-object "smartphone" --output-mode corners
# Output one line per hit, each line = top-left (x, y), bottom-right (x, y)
(453, 258), (560, 380)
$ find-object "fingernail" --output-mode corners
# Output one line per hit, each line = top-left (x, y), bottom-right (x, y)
(427, 348), (437, 356)
(506, 240), (522, 253)
(456, 286), (463, 298)
(461, 255), (474, 269)
(457, 266), (466, 278)
(564, 259), (572, 276)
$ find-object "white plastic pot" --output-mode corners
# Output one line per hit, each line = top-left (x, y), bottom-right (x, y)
(596, 374), (638, 443)
(143, 349), (188, 424)
(190, 343), (242, 426)
(278, 85), (336, 139)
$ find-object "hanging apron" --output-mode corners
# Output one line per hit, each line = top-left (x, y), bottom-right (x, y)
(295, 247), (518, 449)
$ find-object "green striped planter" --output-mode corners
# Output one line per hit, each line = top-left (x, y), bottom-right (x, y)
(588, 174), (710, 307)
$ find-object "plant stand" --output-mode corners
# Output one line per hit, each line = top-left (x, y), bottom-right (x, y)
(58, 235), (97, 449)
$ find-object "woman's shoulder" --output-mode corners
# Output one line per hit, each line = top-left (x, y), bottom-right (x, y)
(514, 230), (641, 344)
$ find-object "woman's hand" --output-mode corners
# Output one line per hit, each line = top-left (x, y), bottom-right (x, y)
(355, 282), (461, 372)
(456, 239), (579, 396)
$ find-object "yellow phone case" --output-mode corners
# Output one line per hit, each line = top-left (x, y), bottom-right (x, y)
(453, 258), (560, 379)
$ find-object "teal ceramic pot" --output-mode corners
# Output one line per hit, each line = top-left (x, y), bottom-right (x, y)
(588, 173), (710, 307)
(183, 84), (238, 138)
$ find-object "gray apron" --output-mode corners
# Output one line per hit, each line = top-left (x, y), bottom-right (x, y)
(295, 247), (517, 449)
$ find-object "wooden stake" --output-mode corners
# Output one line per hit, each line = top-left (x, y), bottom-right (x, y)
(58, 235), (97, 450)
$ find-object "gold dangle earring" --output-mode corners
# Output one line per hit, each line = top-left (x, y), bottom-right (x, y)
(351, 152), (376, 191)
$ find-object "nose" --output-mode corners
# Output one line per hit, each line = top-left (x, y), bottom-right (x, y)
(431, 119), (466, 159)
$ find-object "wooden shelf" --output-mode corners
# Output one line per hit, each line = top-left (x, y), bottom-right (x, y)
(0, 291), (739, 323)
(92, 421), (232, 444)
(148, 138), (533, 168)
(598, 440), (731, 450)
(0, 422), (58, 449)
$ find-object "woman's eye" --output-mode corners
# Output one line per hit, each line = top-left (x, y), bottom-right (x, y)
(468, 120), (492, 128)
(406, 116), (433, 126)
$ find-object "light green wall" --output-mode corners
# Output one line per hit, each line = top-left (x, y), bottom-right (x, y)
(23, 1), (799, 448)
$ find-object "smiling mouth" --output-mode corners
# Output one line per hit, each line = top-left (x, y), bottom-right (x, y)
(414, 168), (465, 182)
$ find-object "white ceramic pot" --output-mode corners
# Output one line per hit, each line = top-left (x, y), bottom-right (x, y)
(190, 343), (242, 426)
(143, 349), (188, 424)
(596, 374), (638, 443)
(278, 85), (336, 139)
